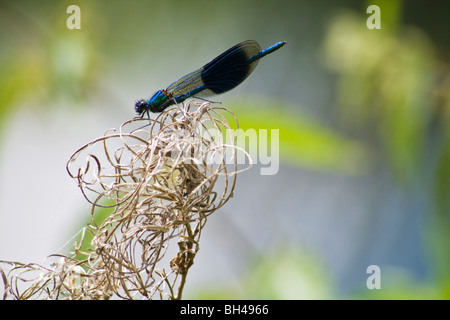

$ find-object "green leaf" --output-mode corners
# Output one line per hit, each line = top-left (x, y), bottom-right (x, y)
(225, 100), (372, 175)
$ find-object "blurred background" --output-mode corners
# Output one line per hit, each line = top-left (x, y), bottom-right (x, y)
(0, 0), (449, 299)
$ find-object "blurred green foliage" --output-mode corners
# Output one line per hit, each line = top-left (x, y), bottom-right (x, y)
(190, 251), (448, 300)
(322, 10), (435, 184)
(226, 100), (372, 174)
(189, 247), (334, 299)
(0, 1), (100, 132)
(320, 2), (450, 299)
(192, 1), (450, 299)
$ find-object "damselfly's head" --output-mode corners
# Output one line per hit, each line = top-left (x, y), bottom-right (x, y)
(135, 99), (149, 117)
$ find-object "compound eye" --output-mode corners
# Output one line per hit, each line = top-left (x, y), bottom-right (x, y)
(135, 100), (147, 114)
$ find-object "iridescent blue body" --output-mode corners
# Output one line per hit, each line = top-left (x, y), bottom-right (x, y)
(135, 40), (286, 117)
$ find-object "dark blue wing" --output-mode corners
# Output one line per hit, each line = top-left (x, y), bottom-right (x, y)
(165, 40), (262, 99)
(201, 40), (261, 94)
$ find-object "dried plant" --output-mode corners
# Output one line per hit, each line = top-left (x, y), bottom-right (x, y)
(1, 101), (251, 299)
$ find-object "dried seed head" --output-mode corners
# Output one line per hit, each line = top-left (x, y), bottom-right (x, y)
(1, 101), (251, 300)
